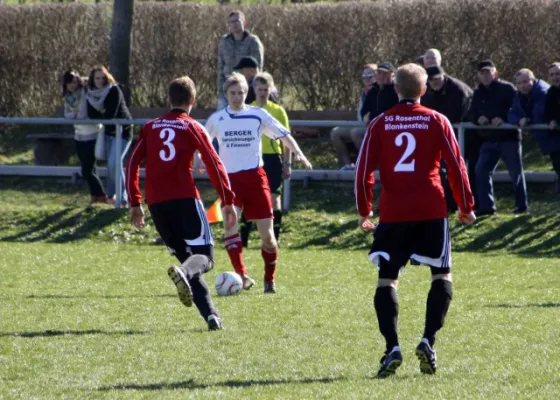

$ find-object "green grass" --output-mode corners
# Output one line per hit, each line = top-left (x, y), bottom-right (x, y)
(0, 177), (559, 399)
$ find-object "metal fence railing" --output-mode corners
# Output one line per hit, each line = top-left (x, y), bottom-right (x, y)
(0, 117), (556, 210)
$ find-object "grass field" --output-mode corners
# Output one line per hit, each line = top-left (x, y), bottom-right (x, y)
(1, 177), (559, 399)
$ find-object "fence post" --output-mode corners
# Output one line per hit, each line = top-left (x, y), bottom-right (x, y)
(458, 124), (466, 156)
(283, 178), (291, 211)
(115, 124), (123, 209)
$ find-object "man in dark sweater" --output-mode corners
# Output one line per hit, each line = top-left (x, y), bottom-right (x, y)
(544, 62), (560, 192)
(422, 66), (473, 211)
(470, 60), (527, 215)
(361, 63), (399, 124)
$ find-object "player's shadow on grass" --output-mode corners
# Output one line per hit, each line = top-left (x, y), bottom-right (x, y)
(97, 377), (344, 391)
(1, 207), (124, 243)
(0, 329), (150, 338)
(487, 302), (560, 308)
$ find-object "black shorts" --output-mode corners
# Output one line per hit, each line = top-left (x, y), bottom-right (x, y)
(369, 218), (451, 274)
(263, 154), (283, 195)
(149, 198), (213, 264)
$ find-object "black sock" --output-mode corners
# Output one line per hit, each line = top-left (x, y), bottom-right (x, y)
(239, 213), (252, 247)
(423, 279), (453, 347)
(273, 209), (282, 241)
(189, 275), (217, 321)
(374, 286), (399, 352)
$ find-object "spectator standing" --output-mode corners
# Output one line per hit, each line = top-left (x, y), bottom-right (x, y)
(471, 60), (527, 215)
(86, 65), (133, 205)
(233, 56), (278, 105)
(330, 63), (377, 170)
(217, 10), (264, 110)
(544, 62), (560, 192)
(361, 63), (399, 125)
(62, 70), (107, 204)
(423, 49), (442, 68)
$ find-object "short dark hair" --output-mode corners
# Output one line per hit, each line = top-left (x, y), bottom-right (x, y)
(168, 76), (197, 107)
(61, 70), (83, 96)
(228, 10), (245, 21)
(87, 65), (116, 90)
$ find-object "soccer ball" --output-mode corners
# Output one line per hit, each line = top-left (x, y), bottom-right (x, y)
(215, 272), (243, 296)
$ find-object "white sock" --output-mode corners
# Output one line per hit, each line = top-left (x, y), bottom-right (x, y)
(390, 346), (401, 353)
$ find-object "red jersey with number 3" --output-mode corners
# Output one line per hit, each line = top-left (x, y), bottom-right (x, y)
(355, 101), (474, 222)
(126, 110), (234, 207)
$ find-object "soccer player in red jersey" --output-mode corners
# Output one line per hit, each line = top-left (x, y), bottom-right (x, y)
(355, 63), (476, 378)
(126, 76), (237, 331)
(205, 72), (312, 294)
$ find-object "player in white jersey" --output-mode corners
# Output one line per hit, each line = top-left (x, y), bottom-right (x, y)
(205, 72), (312, 293)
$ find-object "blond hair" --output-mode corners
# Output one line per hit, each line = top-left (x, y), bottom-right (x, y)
(253, 72), (276, 89)
(515, 68), (536, 82)
(395, 63), (428, 99)
(223, 72), (248, 94)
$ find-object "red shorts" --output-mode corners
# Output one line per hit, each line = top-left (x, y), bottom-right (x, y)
(228, 167), (273, 221)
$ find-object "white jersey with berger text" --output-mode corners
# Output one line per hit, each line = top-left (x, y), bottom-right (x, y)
(205, 105), (290, 174)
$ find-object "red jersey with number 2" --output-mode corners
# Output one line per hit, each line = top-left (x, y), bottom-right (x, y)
(126, 110), (234, 207)
(355, 102), (474, 223)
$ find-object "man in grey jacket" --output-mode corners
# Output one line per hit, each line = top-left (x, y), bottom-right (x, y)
(217, 10), (264, 110)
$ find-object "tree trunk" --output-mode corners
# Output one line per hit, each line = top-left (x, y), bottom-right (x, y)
(109, 0), (134, 105)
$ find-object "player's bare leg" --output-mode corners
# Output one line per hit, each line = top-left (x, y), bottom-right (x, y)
(416, 272), (453, 374)
(256, 217), (278, 293)
(224, 205), (254, 290)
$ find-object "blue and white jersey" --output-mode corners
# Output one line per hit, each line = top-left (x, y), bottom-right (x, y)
(205, 105), (290, 174)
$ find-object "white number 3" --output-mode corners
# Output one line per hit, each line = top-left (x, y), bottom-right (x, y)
(159, 128), (176, 162)
(394, 132), (416, 172)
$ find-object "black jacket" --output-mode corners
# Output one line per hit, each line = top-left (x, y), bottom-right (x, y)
(360, 82), (399, 121)
(470, 79), (518, 141)
(545, 85), (560, 124)
(87, 85), (132, 140)
(421, 75), (473, 124)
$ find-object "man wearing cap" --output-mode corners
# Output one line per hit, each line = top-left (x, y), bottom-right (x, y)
(470, 60), (527, 215)
(422, 66), (473, 211)
(423, 49), (442, 69)
(361, 62), (399, 125)
(217, 10), (264, 110)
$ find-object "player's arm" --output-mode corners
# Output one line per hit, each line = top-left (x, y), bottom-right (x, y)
(355, 118), (381, 230)
(126, 127), (147, 228)
(261, 110), (312, 169)
(276, 107), (293, 178)
(438, 115), (476, 224)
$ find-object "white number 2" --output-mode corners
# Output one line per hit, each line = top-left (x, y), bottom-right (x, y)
(394, 132), (416, 172)
(159, 128), (176, 162)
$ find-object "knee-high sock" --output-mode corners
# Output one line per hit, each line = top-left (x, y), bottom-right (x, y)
(374, 286), (399, 352)
(225, 234), (246, 276)
(262, 247), (278, 281)
(189, 275), (218, 320)
(273, 210), (282, 241)
(423, 279), (453, 347)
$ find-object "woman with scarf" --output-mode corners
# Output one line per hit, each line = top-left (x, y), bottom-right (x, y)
(86, 65), (133, 205)
(62, 70), (107, 204)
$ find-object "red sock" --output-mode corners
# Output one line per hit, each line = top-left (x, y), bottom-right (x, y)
(262, 247), (278, 281)
(225, 234), (246, 276)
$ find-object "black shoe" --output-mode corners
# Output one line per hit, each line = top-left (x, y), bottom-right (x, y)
(476, 209), (495, 217)
(415, 339), (437, 375)
(514, 207), (528, 214)
(167, 266), (193, 307)
(376, 348), (403, 379)
(207, 314), (223, 331)
(264, 280), (276, 294)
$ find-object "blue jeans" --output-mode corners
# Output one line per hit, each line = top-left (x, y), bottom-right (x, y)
(104, 135), (132, 201)
(475, 141), (528, 212)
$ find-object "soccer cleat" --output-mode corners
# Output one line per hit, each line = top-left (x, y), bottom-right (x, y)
(242, 274), (255, 290)
(264, 280), (276, 294)
(416, 339), (437, 374)
(376, 348), (403, 379)
(207, 314), (223, 331)
(167, 266), (193, 308)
